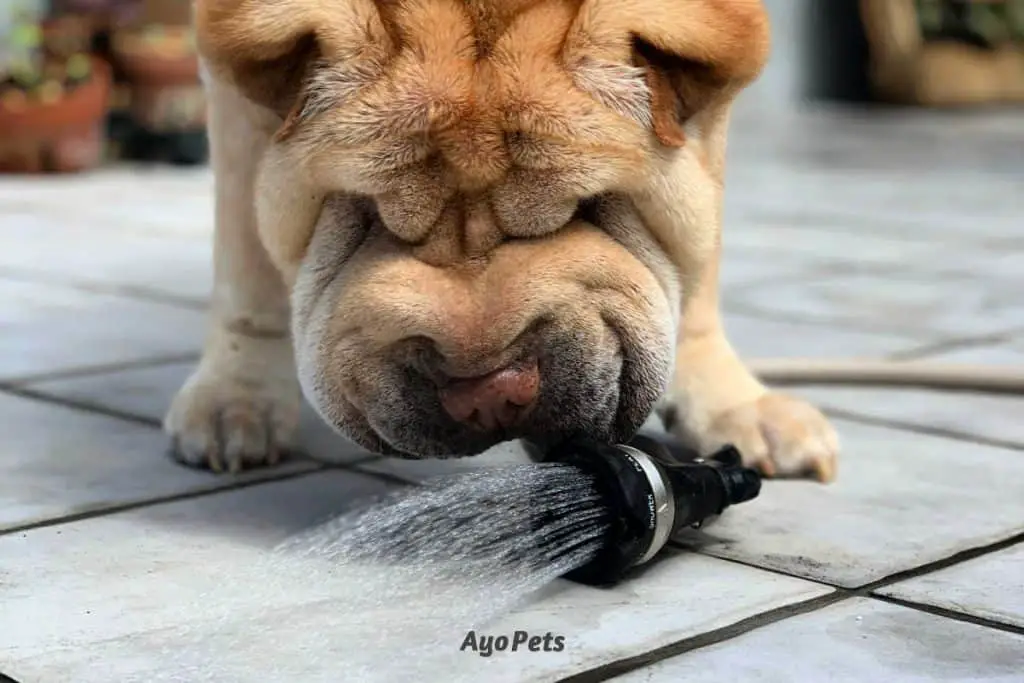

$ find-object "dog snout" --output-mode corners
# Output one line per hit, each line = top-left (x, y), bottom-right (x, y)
(438, 359), (540, 431)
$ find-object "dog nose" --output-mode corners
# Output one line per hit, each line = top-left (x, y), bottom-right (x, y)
(438, 360), (540, 431)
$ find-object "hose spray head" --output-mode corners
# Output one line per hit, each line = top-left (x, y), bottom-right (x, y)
(542, 435), (762, 586)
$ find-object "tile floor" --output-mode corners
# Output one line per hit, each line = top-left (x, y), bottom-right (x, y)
(1, 105), (1023, 683)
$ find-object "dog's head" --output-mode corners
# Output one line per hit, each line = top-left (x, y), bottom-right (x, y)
(196, 0), (769, 457)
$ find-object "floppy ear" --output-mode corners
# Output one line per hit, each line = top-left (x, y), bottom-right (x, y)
(564, 0), (770, 147)
(194, 0), (392, 132)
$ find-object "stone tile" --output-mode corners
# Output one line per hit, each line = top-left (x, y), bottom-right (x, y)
(0, 280), (205, 382)
(28, 362), (370, 465)
(0, 471), (397, 665)
(0, 167), (214, 241)
(720, 312), (925, 360)
(674, 419), (1024, 588)
(0, 392), (306, 531)
(727, 268), (1024, 339)
(456, 554), (829, 683)
(721, 220), (955, 276)
(0, 211), (211, 302)
(876, 544), (1024, 629)
(793, 386), (1024, 448)
(718, 247), (814, 292)
(615, 598), (1024, 683)
(0, 473), (829, 683)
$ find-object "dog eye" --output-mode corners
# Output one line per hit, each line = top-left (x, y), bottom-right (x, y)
(574, 197), (601, 224)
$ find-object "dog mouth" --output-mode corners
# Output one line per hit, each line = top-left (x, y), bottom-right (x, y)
(352, 324), (641, 460)
(295, 195), (673, 460)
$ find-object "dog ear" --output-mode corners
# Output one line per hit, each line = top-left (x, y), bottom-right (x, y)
(564, 0), (770, 147)
(195, 0), (392, 133)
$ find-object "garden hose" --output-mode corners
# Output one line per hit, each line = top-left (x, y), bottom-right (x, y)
(749, 359), (1024, 396)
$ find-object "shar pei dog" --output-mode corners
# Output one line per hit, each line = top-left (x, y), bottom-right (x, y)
(166, 0), (838, 482)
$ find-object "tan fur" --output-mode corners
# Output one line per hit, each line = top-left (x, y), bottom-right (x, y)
(170, 0), (838, 481)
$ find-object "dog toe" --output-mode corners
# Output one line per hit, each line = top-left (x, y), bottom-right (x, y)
(165, 368), (300, 473)
(705, 393), (839, 482)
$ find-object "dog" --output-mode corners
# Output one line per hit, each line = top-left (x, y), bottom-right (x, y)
(166, 0), (838, 482)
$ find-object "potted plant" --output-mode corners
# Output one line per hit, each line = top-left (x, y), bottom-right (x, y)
(0, 4), (112, 173)
(860, 0), (1024, 105)
(110, 19), (209, 165)
(100, 0), (208, 165)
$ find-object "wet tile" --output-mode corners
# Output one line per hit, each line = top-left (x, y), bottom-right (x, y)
(28, 362), (370, 465)
(0, 392), (307, 531)
(0, 280), (205, 382)
(0, 473), (829, 683)
(877, 544), (1024, 629)
(674, 419), (1024, 588)
(615, 598), (1024, 683)
(793, 386), (1024, 448)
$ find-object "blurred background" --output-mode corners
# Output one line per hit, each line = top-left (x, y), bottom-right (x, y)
(1, 0), (1023, 172)
(1, 0), (204, 172)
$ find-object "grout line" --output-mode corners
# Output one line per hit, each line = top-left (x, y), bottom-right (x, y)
(0, 384), (163, 428)
(885, 330), (1023, 361)
(353, 467), (422, 488)
(721, 297), (935, 339)
(0, 265), (208, 311)
(822, 407), (1024, 452)
(4, 353), (199, 387)
(857, 529), (1024, 593)
(671, 527), (1024, 596)
(666, 538), (835, 584)
(722, 293), (1024, 349)
(330, 454), (386, 470)
(0, 466), (327, 537)
(603, 529), (1024, 680)
(0, 455), (386, 538)
(870, 594), (1024, 637)
(554, 591), (851, 683)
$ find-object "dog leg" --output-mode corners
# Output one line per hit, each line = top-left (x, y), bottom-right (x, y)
(660, 239), (839, 483)
(164, 77), (300, 473)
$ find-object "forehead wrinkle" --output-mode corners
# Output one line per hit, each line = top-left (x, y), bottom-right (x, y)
(386, 0), (476, 58)
(494, 0), (578, 61)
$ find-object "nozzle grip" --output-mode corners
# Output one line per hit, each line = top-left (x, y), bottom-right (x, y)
(627, 436), (762, 535)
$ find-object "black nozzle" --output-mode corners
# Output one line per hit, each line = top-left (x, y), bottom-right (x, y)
(543, 436), (762, 586)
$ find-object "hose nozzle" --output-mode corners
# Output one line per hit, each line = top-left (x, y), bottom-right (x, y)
(543, 435), (762, 586)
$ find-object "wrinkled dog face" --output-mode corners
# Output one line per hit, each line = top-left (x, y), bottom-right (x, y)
(197, 0), (768, 457)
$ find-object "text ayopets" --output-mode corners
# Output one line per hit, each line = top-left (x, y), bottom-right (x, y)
(460, 630), (566, 657)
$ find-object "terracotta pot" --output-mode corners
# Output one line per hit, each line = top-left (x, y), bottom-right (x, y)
(112, 27), (200, 87)
(111, 27), (206, 134)
(0, 58), (112, 174)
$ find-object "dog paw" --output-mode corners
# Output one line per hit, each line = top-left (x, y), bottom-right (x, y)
(665, 392), (839, 483)
(164, 359), (301, 473)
